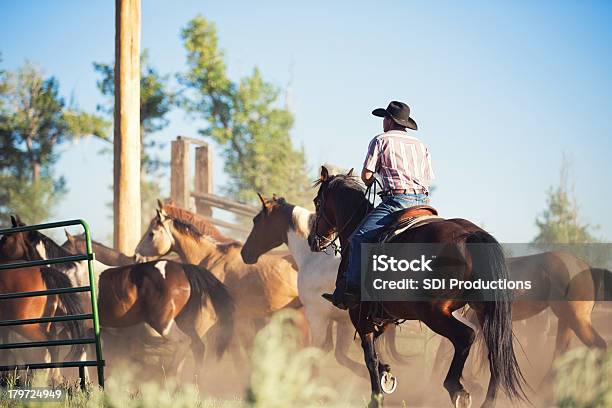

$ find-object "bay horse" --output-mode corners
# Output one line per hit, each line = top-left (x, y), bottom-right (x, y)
(241, 194), (414, 375)
(96, 260), (234, 374)
(0, 216), (86, 382)
(307, 167), (527, 408)
(60, 229), (172, 364)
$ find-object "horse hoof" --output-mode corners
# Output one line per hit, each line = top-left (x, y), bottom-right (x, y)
(453, 390), (472, 408)
(380, 371), (397, 394)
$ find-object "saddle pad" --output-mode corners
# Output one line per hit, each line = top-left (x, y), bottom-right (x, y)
(382, 215), (444, 242)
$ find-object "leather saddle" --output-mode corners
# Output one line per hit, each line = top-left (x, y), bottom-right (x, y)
(379, 205), (443, 242)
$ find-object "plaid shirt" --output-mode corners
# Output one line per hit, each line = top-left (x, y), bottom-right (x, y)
(363, 130), (435, 194)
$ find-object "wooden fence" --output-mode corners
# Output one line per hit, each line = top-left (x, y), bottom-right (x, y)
(170, 136), (260, 237)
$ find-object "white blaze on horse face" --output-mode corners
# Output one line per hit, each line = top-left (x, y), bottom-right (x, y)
(154, 260), (168, 279)
(35, 240), (48, 260)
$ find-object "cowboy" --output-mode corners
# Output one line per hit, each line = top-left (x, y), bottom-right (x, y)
(324, 101), (435, 309)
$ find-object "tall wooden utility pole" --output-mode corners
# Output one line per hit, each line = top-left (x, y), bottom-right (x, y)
(113, 0), (141, 253)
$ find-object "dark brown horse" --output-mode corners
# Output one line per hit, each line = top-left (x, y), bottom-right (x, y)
(307, 168), (527, 408)
(61, 230), (134, 266)
(0, 216), (86, 382)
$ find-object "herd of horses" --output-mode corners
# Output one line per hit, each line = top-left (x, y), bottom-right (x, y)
(0, 167), (609, 408)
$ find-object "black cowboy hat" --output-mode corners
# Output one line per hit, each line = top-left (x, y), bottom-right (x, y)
(372, 100), (418, 130)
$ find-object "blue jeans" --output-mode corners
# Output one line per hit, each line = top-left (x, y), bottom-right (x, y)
(345, 193), (428, 288)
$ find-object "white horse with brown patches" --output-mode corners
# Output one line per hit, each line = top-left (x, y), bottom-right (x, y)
(240, 194), (412, 374)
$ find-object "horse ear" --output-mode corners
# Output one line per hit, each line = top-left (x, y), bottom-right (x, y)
(157, 199), (164, 210)
(320, 166), (330, 182)
(11, 215), (24, 227)
(272, 193), (278, 201)
(257, 192), (269, 214)
(346, 168), (354, 177)
(156, 208), (167, 221)
(64, 228), (73, 240)
(257, 192), (266, 206)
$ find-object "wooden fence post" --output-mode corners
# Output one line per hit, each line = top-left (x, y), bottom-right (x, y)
(171, 138), (190, 209)
(113, 0), (141, 254)
(194, 144), (213, 217)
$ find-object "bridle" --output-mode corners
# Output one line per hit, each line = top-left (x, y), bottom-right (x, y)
(311, 194), (341, 255)
(312, 181), (375, 255)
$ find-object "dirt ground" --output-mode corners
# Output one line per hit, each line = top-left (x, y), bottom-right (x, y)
(3, 304), (610, 407)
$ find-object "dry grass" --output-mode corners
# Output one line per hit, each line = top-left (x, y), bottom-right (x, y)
(0, 310), (352, 408)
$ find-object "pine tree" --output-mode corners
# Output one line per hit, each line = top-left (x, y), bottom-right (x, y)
(0, 61), (108, 223)
(179, 16), (311, 207)
(532, 156), (603, 264)
(533, 156), (599, 245)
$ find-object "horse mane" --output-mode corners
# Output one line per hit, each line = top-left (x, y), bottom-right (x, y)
(165, 209), (242, 248)
(290, 206), (314, 238)
(313, 173), (365, 193)
(268, 196), (311, 238)
(314, 174), (370, 219)
(162, 203), (230, 242)
(169, 216), (207, 240)
(217, 241), (243, 253)
(29, 231), (78, 272)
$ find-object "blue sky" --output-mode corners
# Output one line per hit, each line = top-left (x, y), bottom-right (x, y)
(1, 1), (611, 244)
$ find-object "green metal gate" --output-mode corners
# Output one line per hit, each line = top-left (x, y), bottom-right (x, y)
(0, 219), (104, 388)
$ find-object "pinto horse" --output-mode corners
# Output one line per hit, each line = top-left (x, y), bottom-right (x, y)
(0, 216), (86, 382)
(241, 194), (415, 374)
(307, 167), (527, 408)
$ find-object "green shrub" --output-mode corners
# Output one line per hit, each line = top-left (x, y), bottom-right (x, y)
(246, 310), (342, 408)
(554, 348), (611, 408)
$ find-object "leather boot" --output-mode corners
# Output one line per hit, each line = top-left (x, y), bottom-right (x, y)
(322, 276), (360, 310)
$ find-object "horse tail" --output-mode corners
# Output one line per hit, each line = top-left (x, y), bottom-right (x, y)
(183, 264), (234, 358)
(590, 268), (612, 302)
(380, 324), (414, 364)
(465, 231), (528, 402)
(40, 267), (86, 361)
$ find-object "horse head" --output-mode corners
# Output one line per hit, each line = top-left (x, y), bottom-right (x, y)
(0, 215), (31, 260)
(308, 166), (367, 252)
(61, 229), (87, 255)
(134, 199), (175, 261)
(241, 193), (293, 264)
